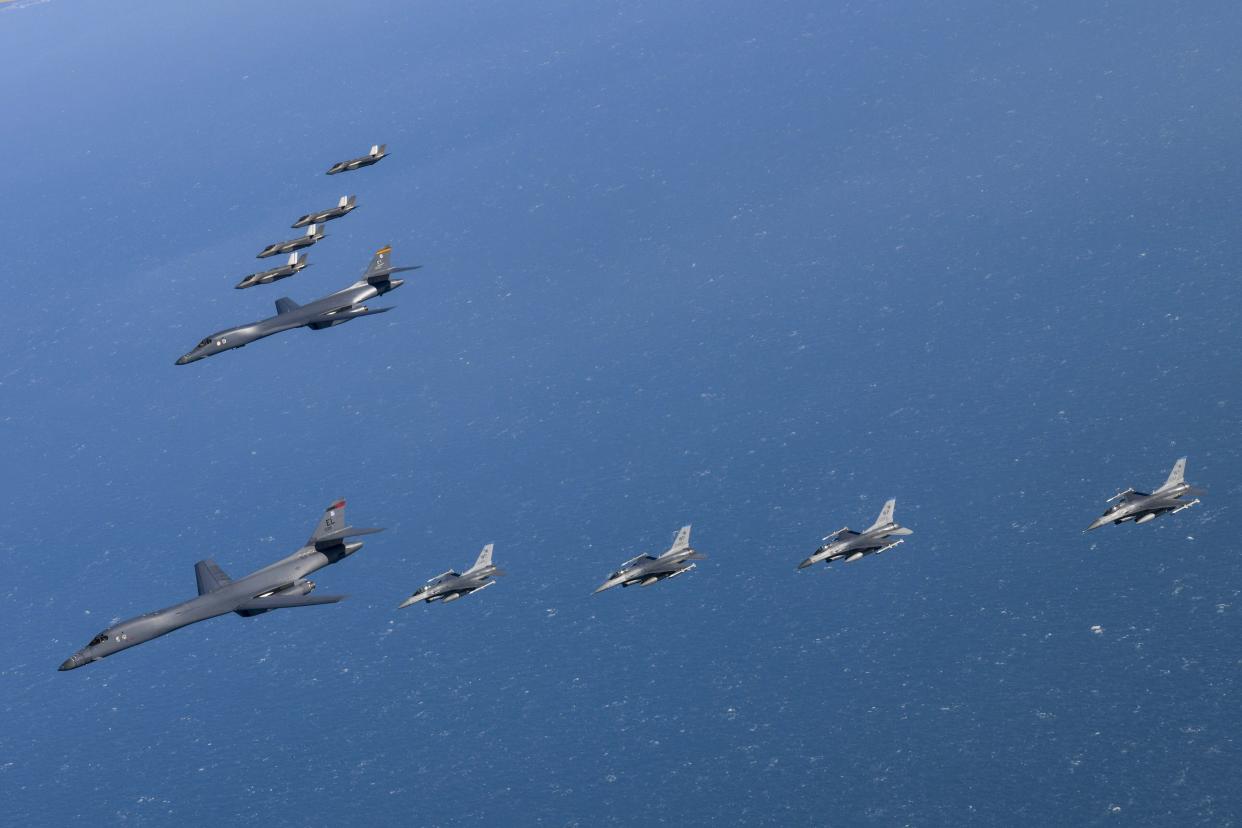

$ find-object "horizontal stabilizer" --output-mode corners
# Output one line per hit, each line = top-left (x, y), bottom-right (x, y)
(235, 594), (345, 612)
(314, 526), (384, 549)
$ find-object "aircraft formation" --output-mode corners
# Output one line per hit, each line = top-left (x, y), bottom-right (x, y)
(177, 144), (404, 365)
(59, 143), (1209, 672)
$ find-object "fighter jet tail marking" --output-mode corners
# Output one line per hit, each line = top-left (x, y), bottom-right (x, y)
(1156, 457), (1188, 493)
(468, 543), (494, 573)
(866, 499), (897, 531)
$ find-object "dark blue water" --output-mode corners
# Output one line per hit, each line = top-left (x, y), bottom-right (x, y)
(2, 0), (1240, 824)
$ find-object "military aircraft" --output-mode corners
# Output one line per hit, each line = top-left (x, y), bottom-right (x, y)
(176, 245), (419, 365)
(797, 499), (912, 569)
(235, 251), (310, 289)
(1086, 457), (1203, 531)
(257, 223), (325, 258)
(326, 144), (387, 175)
(292, 195), (358, 228)
(397, 544), (506, 607)
(58, 501), (382, 671)
(594, 525), (704, 593)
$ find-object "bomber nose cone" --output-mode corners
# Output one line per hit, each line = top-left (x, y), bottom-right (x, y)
(58, 656), (79, 671)
(175, 354), (192, 366)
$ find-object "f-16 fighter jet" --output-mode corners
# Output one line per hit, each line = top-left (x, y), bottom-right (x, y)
(176, 245), (419, 365)
(292, 195), (358, 228)
(397, 544), (506, 607)
(235, 251), (310, 289)
(797, 499), (912, 569)
(594, 525), (704, 593)
(326, 144), (387, 175)
(1086, 457), (1203, 531)
(257, 223), (325, 258)
(58, 501), (382, 671)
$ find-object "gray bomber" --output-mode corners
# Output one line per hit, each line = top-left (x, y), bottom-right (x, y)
(594, 525), (704, 593)
(327, 144), (387, 175)
(798, 498), (912, 569)
(176, 246), (418, 365)
(1087, 457), (1203, 531)
(258, 223), (325, 259)
(59, 501), (382, 671)
(292, 195), (358, 229)
(398, 544), (506, 607)
(235, 251), (310, 290)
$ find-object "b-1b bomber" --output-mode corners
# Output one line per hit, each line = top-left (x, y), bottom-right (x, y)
(1087, 457), (1203, 531)
(798, 499), (912, 569)
(327, 144), (387, 175)
(177, 245), (419, 365)
(59, 501), (382, 670)
(398, 544), (506, 607)
(235, 251), (310, 289)
(594, 525), (704, 593)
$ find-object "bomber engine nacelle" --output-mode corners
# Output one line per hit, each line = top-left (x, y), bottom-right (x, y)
(273, 579), (316, 597)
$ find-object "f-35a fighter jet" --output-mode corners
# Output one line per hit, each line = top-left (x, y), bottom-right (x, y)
(292, 195), (358, 228)
(397, 544), (506, 607)
(1087, 457), (1203, 531)
(798, 499), (912, 569)
(257, 223), (325, 258)
(177, 246), (419, 365)
(59, 501), (382, 671)
(594, 525), (704, 593)
(326, 144), (387, 175)
(235, 251), (310, 289)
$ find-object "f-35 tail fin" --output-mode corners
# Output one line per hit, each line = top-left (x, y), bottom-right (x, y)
(1157, 457), (1188, 493)
(371, 144), (385, 157)
(867, 499), (897, 531)
(468, 543), (495, 573)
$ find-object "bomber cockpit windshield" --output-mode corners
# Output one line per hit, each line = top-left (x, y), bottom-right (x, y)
(196, 337), (212, 349)
(88, 632), (108, 647)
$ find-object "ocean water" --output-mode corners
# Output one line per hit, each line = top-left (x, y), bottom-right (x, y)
(1, 0), (1240, 824)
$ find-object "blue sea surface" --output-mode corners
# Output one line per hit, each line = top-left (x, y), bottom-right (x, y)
(1, 0), (1240, 824)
